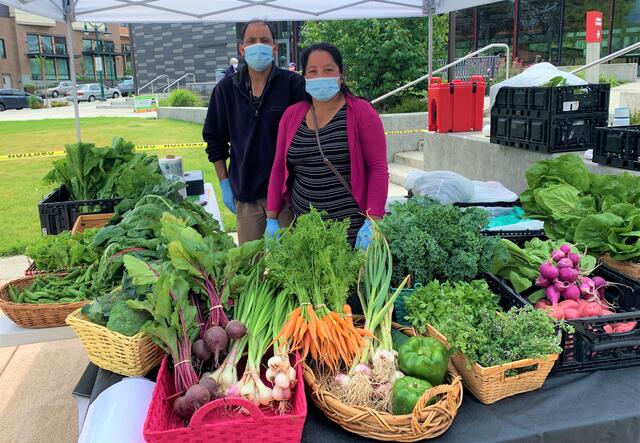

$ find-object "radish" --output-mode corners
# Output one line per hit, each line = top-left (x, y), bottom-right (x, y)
(560, 244), (572, 254)
(540, 262), (559, 280)
(567, 253), (581, 267)
(546, 286), (561, 305)
(558, 267), (579, 284)
(551, 250), (566, 262)
(554, 280), (569, 291)
(535, 275), (551, 288)
(563, 284), (581, 301)
(592, 276), (606, 289)
(557, 258), (574, 269)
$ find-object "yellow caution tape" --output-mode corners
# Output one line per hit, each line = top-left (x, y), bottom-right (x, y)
(0, 131), (427, 162)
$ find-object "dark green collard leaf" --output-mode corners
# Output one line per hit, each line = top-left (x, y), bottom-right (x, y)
(574, 213), (625, 251)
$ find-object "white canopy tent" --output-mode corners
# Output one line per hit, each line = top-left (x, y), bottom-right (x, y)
(1, 0), (501, 141)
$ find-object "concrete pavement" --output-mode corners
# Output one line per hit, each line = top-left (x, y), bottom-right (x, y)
(0, 98), (156, 122)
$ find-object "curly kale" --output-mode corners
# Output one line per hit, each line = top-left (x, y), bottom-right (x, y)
(106, 300), (151, 336)
(379, 196), (504, 286)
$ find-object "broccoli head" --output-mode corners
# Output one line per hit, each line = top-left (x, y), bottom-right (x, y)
(106, 300), (151, 336)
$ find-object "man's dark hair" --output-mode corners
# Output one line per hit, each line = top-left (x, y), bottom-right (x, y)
(241, 20), (276, 42)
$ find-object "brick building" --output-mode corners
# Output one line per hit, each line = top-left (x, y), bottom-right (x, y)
(0, 6), (131, 90)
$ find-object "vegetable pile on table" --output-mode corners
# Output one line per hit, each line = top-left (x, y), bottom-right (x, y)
(25, 228), (99, 272)
(521, 154), (640, 261)
(7, 267), (96, 304)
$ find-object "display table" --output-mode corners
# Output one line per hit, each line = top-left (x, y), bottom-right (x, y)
(75, 365), (640, 443)
(0, 184), (221, 348)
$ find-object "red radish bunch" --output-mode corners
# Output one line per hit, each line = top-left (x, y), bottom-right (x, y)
(536, 244), (606, 306)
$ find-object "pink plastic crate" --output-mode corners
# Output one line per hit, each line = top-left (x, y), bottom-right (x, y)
(144, 355), (307, 443)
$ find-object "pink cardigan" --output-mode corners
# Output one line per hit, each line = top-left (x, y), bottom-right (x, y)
(267, 94), (389, 217)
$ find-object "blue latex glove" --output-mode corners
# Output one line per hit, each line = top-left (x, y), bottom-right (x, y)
(220, 179), (236, 214)
(265, 218), (281, 240)
(355, 219), (373, 250)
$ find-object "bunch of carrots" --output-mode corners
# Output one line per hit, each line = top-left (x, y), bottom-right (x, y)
(275, 304), (369, 371)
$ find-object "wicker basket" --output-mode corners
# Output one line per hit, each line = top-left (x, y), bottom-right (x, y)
(303, 322), (463, 441)
(600, 254), (640, 280)
(0, 276), (89, 328)
(426, 324), (558, 404)
(71, 213), (114, 234)
(66, 307), (165, 376)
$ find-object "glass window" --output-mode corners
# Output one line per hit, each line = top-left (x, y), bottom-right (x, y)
(55, 58), (69, 80)
(82, 39), (94, 52)
(121, 43), (130, 53)
(104, 56), (116, 79)
(83, 55), (95, 79)
(102, 41), (115, 53)
(27, 34), (40, 54)
(611, 0), (640, 53)
(44, 58), (56, 79)
(54, 36), (66, 55)
(454, 9), (475, 58)
(29, 58), (43, 80)
(561, 1), (610, 66)
(0, 39), (5, 59)
(517, 0), (562, 64)
(40, 35), (53, 55)
(478, 1), (514, 48)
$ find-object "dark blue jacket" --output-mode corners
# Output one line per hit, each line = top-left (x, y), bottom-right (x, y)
(203, 63), (306, 202)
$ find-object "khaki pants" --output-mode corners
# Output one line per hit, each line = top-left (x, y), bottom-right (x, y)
(235, 198), (294, 244)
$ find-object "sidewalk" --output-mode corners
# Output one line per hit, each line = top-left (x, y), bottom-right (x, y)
(0, 99), (156, 122)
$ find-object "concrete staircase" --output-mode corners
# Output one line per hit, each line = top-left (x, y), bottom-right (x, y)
(388, 140), (425, 188)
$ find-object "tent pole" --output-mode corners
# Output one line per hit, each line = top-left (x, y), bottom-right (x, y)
(65, 19), (82, 142)
(427, 4), (433, 86)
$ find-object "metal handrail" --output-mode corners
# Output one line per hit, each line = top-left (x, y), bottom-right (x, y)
(570, 41), (640, 74)
(138, 74), (169, 95)
(371, 43), (510, 104)
(163, 73), (196, 94)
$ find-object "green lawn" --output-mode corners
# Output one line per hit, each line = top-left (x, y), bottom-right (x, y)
(0, 117), (236, 256)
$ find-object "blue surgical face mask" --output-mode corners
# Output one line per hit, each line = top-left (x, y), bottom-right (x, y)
(305, 76), (341, 102)
(244, 43), (273, 71)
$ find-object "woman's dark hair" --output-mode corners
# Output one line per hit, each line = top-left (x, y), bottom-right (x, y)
(300, 42), (352, 97)
(240, 20), (276, 43)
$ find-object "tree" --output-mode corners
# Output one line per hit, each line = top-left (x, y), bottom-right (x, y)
(301, 16), (448, 109)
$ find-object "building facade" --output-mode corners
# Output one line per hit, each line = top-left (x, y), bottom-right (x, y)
(453, 0), (640, 66)
(0, 6), (130, 90)
(130, 21), (302, 87)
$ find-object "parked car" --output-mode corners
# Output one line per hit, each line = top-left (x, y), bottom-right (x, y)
(0, 88), (43, 111)
(117, 78), (135, 97)
(36, 81), (74, 98)
(66, 83), (121, 102)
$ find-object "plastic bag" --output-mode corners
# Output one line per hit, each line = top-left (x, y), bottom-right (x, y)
(404, 170), (475, 204)
(469, 180), (518, 203)
(490, 62), (587, 109)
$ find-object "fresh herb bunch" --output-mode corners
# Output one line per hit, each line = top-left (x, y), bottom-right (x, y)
(404, 280), (501, 334)
(379, 196), (504, 286)
(439, 307), (566, 367)
(26, 228), (100, 271)
(521, 154), (640, 260)
(43, 137), (164, 201)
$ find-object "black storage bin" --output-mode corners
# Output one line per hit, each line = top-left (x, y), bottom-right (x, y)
(491, 110), (608, 152)
(490, 268), (640, 374)
(38, 186), (121, 235)
(492, 84), (610, 115)
(593, 125), (640, 171)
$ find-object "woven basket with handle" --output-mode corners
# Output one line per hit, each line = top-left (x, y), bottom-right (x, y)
(426, 324), (558, 404)
(0, 276), (89, 328)
(303, 321), (463, 442)
(66, 307), (165, 376)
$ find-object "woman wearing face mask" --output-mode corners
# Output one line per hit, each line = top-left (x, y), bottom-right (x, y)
(265, 43), (388, 249)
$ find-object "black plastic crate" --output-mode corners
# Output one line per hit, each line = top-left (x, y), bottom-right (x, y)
(38, 186), (121, 235)
(493, 84), (610, 115)
(490, 267), (640, 373)
(491, 111), (608, 153)
(593, 125), (640, 171)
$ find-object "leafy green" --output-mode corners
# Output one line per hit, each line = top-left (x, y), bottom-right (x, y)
(25, 228), (99, 271)
(43, 137), (164, 201)
(106, 300), (151, 336)
(522, 154), (640, 260)
(379, 197), (505, 286)
(404, 280), (501, 335)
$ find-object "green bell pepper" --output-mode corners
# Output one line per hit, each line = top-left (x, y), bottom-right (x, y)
(397, 336), (449, 386)
(391, 376), (435, 415)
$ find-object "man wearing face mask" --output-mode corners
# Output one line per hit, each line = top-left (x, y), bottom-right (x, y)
(203, 20), (305, 244)
(224, 57), (239, 77)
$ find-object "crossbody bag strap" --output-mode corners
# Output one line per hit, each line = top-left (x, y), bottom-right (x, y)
(310, 105), (353, 196)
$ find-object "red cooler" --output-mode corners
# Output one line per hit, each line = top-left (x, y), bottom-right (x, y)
(428, 75), (485, 133)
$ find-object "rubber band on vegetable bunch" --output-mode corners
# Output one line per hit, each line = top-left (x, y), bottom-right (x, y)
(266, 208), (367, 372)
